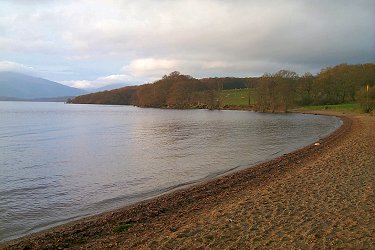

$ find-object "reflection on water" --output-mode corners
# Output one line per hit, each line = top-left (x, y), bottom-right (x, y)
(0, 102), (342, 242)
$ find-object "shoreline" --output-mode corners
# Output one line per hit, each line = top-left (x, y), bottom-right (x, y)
(0, 111), (341, 243)
(2, 112), (374, 249)
(0, 112), (350, 246)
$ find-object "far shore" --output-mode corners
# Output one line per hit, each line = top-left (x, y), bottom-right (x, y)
(2, 111), (374, 249)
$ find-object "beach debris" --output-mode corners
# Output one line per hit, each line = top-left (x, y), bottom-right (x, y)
(314, 142), (321, 146)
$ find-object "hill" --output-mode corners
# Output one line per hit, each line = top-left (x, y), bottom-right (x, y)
(0, 71), (86, 99)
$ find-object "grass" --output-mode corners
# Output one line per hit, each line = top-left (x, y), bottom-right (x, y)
(294, 103), (361, 113)
(217, 90), (364, 114)
(113, 223), (133, 233)
(220, 88), (255, 106)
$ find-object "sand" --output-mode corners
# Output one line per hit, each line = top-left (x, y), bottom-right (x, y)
(2, 112), (374, 249)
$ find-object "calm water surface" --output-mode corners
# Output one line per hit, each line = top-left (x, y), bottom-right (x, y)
(0, 102), (342, 242)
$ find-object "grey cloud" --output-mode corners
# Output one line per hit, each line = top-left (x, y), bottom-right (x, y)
(0, 0), (373, 86)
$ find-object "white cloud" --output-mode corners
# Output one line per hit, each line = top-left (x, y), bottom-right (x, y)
(96, 74), (132, 84)
(62, 80), (92, 89)
(62, 74), (134, 89)
(201, 61), (232, 70)
(0, 61), (36, 75)
(122, 58), (181, 78)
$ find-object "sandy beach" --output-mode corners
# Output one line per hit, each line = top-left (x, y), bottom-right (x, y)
(2, 112), (374, 249)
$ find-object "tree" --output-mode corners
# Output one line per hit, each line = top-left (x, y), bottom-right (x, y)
(216, 78), (224, 108)
(313, 63), (375, 105)
(356, 85), (375, 113)
(255, 70), (298, 112)
(255, 73), (272, 112)
(273, 70), (298, 111)
(246, 79), (253, 106)
(297, 72), (314, 105)
(166, 78), (204, 108)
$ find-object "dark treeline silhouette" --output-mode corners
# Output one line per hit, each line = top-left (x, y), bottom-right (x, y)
(69, 63), (375, 112)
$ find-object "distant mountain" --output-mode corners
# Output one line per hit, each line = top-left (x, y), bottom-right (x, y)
(86, 83), (129, 93)
(0, 71), (87, 99)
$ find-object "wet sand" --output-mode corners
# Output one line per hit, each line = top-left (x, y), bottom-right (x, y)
(2, 113), (374, 249)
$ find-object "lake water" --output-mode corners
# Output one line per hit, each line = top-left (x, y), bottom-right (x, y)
(0, 101), (342, 242)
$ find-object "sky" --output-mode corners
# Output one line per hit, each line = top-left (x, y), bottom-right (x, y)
(0, 0), (373, 89)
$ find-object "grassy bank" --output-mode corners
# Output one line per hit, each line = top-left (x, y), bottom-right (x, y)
(220, 88), (255, 106)
(220, 89), (363, 114)
(293, 103), (361, 114)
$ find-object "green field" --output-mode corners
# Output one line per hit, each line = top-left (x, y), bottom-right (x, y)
(294, 103), (361, 113)
(220, 88), (255, 106)
(219, 89), (363, 113)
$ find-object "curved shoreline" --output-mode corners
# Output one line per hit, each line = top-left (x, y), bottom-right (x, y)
(3, 112), (374, 249)
(1, 113), (349, 247)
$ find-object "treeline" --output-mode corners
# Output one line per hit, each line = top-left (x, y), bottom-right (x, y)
(254, 63), (374, 112)
(69, 71), (255, 109)
(69, 63), (375, 112)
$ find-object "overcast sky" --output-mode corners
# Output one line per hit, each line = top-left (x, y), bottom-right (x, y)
(0, 0), (373, 89)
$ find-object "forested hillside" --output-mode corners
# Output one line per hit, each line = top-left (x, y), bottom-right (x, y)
(69, 63), (375, 112)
